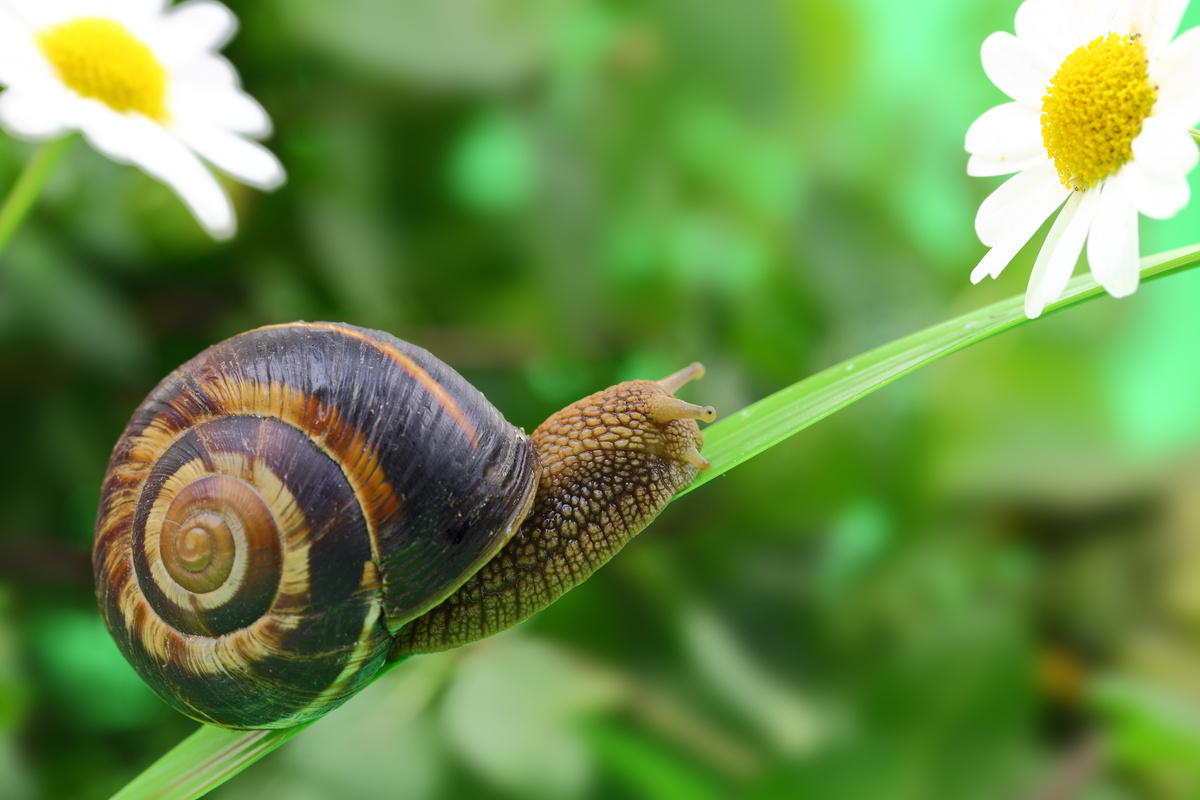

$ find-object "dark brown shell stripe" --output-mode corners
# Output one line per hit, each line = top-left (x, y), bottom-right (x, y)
(247, 323), (539, 627)
(93, 322), (538, 727)
(131, 416), (386, 726)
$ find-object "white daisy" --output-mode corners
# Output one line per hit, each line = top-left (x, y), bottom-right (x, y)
(966, 0), (1200, 317)
(0, 0), (284, 240)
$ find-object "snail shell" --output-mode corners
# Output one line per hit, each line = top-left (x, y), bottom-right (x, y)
(93, 322), (537, 728)
(94, 321), (715, 729)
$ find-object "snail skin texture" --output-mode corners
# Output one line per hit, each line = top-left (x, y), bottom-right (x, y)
(93, 322), (715, 729)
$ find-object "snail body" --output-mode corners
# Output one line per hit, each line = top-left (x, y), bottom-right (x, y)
(94, 322), (714, 729)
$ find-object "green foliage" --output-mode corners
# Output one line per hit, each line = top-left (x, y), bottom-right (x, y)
(29, 611), (161, 730)
(6, 1), (1200, 799)
(1092, 678), (1200, 769)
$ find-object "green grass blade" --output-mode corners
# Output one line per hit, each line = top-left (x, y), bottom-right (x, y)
(686, 243), (1200, 494)
(109, 724), (313, 800)
(109, 244), (1200, 799)
(107, 659), (410, 800)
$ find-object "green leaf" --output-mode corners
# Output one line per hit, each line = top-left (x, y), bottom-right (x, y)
(108, 242), (1200, 799)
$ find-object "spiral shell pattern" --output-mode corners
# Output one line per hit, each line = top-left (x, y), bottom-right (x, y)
(94, 323), (537, 728)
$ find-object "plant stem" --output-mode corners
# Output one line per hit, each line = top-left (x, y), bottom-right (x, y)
(108, 657), (411, 800)
(1191, 128), (1200, 146)
(109, 724), (315, 800)
(685, 241), (1200, 494)
(0, 136), (73, 260)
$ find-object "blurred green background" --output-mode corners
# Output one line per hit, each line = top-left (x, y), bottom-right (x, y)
(5, 0), (1200, 797)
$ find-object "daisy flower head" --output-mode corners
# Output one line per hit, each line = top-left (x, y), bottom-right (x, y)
(966, 0), (1200, 318)
(0, 0), (285, 240)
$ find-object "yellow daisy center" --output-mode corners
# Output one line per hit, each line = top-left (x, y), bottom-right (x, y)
(38, 17), (169, 120)
(1041, 32), (1156, 190)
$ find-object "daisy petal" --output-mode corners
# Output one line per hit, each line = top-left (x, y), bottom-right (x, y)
(981, 31), (1056, 106)
(965, 101), (1045, 176)
(157, 1), (237, 64)
(173, 54), (240, 88)
(170, 83), (272, 136)
(1100, 0), (1133, 38)
(1018, 0), (1111, 55)
(128, 119), (235, 239)
(1024, 186), (1099, 317)
(3, 0), (58, 28)
(0, 88), (70, 139)
(118, 0), (171, 18)
(1150, 26), (1200, 128)
(1124, 160), (1190, 219)
(0, 0), (277, 241)
(1131, 115), (1199, 178)
(73, 101), (145, 163)
(79, 110), (235, 238)
(1085, 172), (1140, 298)
(1130, 0), (1187, 59)
(173, 124), (285, 190)
(0, 8), (42, 85)
(975, 160), (1067, 248)
(1014, 0), (1078, 61)
(968, 151), (1049, 178)
(965, 101), (1041, 156)
(971, 216), (1043, 284)
(971, 186), (1069, 284)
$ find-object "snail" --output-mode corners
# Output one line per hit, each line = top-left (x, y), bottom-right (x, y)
(93, 322), (715, 729)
